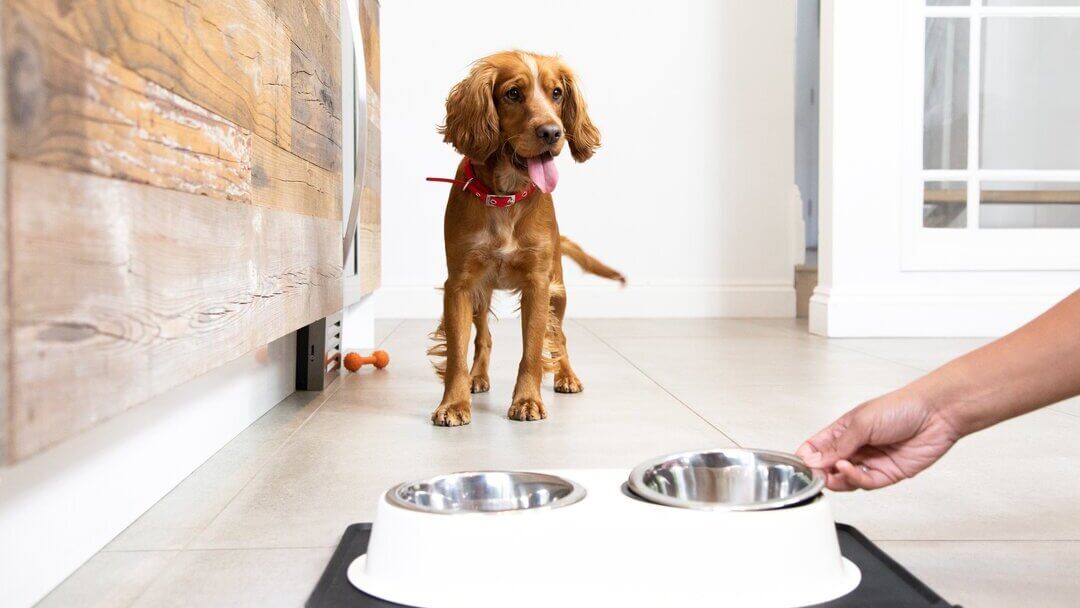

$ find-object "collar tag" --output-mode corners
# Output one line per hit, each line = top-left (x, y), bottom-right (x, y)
(485, 194), (512, 208)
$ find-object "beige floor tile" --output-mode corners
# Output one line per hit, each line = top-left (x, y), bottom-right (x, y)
(188, 384), (728, 550)
(877, 541), (1080, 608)
(829, 337), (992, 371)
(663, 382), (899, 451)
(131, 547), (332, 608)
(36, 551), (177, 608)
(670, 383), (1080, 540)
(373, 319), (404, 346)
(1051, 395), (1080, 418)
(44, 319), (1079, 605)
(607, 336), (925, 388)
(577, 318), (797, 339)
(106, 391), (330, 551)
(338, 317), (654, 393)
(830, 409), (1080, 541)
(745, 317), (816, 336)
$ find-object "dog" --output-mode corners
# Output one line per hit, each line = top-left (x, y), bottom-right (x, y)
(427, 51), (625, 427)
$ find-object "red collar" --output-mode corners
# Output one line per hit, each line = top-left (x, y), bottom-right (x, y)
(426, 158), (537, 208)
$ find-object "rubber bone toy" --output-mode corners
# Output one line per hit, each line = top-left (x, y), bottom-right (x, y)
(344, 350), (390, 372)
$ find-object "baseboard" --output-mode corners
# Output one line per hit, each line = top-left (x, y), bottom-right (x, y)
(809, 286), (1074, 337)
(375, 283), (797, 319)
(0, 333), (298, 608)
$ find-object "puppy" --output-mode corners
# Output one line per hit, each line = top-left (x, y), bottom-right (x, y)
(428, 51), (624, 427)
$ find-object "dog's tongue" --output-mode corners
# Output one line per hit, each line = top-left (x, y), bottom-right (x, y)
(527, 152), (559, 193)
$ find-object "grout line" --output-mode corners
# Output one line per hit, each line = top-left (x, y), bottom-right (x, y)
(126, 377), (345, 605)
(817, 340), (934, 374)
(576, 322), (741, 447)
(375, 319), (406, 348)
(1045, 407), (1080, 422)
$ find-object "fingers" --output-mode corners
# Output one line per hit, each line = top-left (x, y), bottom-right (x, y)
(795, 441), (822, 466)
(798, 412), (870, 471)
(824, 459), (896, 491)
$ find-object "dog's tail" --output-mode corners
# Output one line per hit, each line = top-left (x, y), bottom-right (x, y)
(559, 236), (626, 285)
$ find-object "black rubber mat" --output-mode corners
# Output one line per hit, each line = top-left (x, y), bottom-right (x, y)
(307, 523), (958, 608)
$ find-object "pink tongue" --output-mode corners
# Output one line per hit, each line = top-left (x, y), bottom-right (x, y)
(527, 153), (559, 193)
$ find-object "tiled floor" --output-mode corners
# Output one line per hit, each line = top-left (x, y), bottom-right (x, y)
(39, 319), (1080, 607)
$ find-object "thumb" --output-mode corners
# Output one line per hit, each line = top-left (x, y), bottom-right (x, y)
(816, 414), (871, 470)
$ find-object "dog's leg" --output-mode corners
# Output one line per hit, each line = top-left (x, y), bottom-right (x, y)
(470, 286), (493, 393)
(508, 276), (550, 421)
(550, 282), (583, 393)
(431, 278), (476, 426)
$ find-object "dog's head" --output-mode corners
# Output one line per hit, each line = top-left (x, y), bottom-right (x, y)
(440, 51), (600, 193)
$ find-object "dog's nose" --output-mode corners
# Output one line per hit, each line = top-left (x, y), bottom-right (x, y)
(536, 124), (562, 146)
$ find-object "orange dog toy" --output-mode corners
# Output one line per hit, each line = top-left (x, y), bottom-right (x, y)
(344, 350), (390, 372)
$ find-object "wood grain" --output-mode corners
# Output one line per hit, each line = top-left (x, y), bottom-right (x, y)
(279, 0), (342, 172)
(6, 11), (253, 201)
(290, 40), (342, 172)
(252, 135), (341, 219)
(8, 0), (340, 171)
(8, 163), (342, 460)
(357, 0), (381, 296)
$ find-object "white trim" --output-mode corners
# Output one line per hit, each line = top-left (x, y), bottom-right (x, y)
(0, 333), (298, 608)
(926, 6), (1080, 18)
(809, 285), (1073, 337)
(967, 6), (982, 231)
(375, 283), (797, 319)
(902, 1), (1080, 272)
(922, 169), (1080, 181)
(342, 293), (377, 350)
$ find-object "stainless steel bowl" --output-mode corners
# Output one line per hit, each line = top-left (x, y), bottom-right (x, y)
(388, 471), (586, 514)
(628, 448), (824, 511)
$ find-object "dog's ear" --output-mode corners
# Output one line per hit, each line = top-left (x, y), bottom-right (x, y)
(559, 65), (601, 162)
(440, 61), (500, 162)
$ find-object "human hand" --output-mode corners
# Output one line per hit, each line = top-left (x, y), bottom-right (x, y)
(796, 387), (964, 491)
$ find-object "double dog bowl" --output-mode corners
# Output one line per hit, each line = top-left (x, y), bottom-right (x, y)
(349, 449), (860, 608)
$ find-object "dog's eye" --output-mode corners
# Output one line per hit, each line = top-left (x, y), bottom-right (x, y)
(552, 87), (562, 101)
(505, 87), (522, 102)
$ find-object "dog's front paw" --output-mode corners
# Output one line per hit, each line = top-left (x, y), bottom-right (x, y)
(470, 374), (490, 393)
(431, 401), (472, 426)
(554, 372), (583, 394)
(507, 398), (547, 422)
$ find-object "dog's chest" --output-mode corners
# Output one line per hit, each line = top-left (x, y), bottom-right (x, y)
(470, 213), (530, 284)
(474, 213), (519, 257)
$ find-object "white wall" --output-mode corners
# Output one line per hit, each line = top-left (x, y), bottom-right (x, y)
(812, 0), (1080, 338)
(0, 334), (297, 608)
(378, 0), (798, 318)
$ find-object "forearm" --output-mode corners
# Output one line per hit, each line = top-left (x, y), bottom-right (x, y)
(912, 290), (1080, 436)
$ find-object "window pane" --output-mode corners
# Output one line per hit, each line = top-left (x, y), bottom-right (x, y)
(981, 18), (1080, 170)
(924, 181), (968, 228)
(924, 19), (969, 170)
(980, 182), (1080, 228)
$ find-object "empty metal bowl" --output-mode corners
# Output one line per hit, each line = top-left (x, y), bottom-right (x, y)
(628, 448), (824, 511)
(388, 471), (586, 514)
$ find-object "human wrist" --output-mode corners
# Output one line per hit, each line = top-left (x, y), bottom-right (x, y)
(905, 368), (975, 439)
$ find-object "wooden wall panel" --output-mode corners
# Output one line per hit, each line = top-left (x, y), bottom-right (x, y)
(252, 136), (341, 219)
(6, 12), (253, 202)
(1, 0), (345, 462)
(8, 0), (341, 172)
(8, 163), (342, 460)
(5, 1), (342, 220)
(357, 0), (380, 295)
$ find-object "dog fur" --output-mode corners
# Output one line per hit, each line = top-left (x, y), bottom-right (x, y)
(428, 51), (624, 426)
